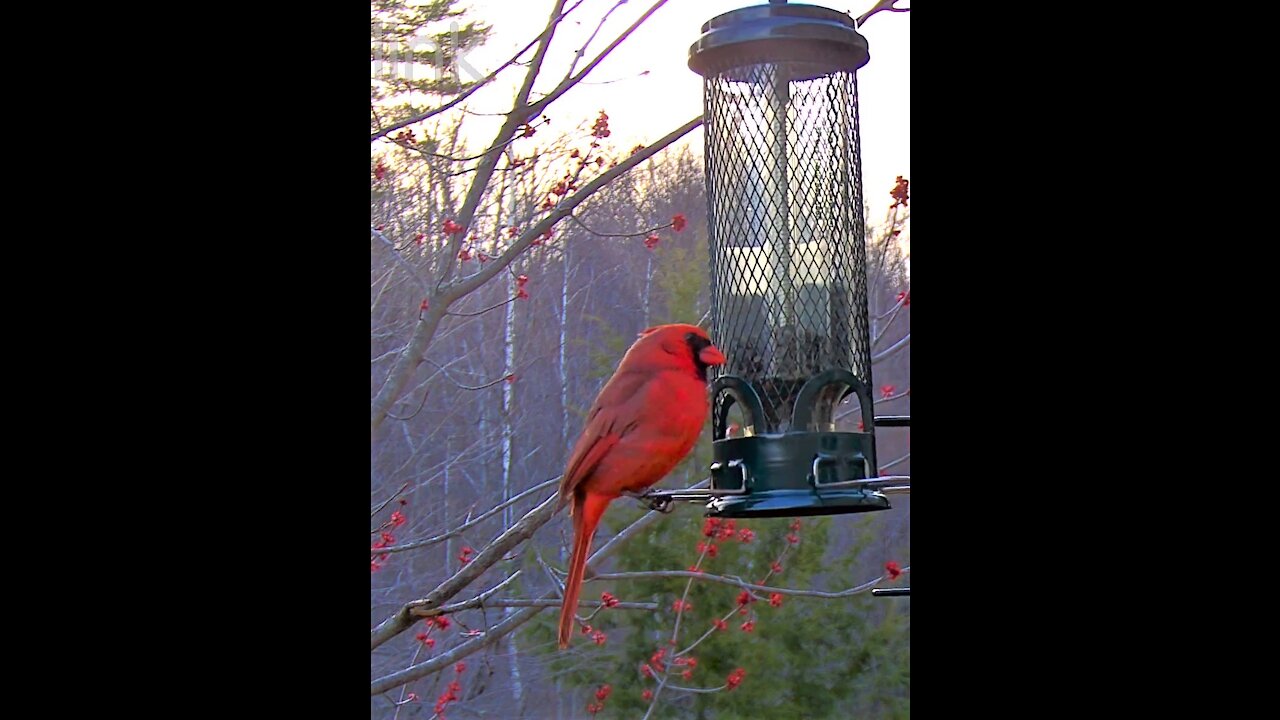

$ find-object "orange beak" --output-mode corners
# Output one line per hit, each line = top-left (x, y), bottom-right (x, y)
(698, 344), (727, 366)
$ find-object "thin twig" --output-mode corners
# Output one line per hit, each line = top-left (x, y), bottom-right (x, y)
(391, 640), (425, 720)
(372, 482), (411, 519)
(567, 212), (670, 239)
(872, 332), (910, 365)
(670, 545), (709, 644)
(880, 453), (910, 471)
(564, 0), (628, 80)
(662, 682), (729, 695)
(523, 0), (672, 120)
(386, 387), (431, 421)
(380, 477), (561, 555)
(588, 567), (909, 599)
(872, 297), (908, 349)
(372, 492), (684, 693)
(422, 357), (512, 391)
(445, 295), (517, 318)
(675, 542), (795, 658)
(371, 227), (430, 293)
(428, 598), (660, 616)
(389, 119), (546, 164)
(875, 284), (910, 321)
(441, 115), (703, 302)
(834, 388), (910, 421)
(414, 572), (524, 619)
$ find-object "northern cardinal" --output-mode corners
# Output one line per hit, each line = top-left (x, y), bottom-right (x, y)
(556, 323), (726, 648)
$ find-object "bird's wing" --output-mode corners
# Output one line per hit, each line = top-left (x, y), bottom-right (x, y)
(558, 371), (648, 508)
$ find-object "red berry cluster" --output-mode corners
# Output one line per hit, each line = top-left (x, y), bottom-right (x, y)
(370, 501), (409, 572)
(890, 175), (909, 208)
(586, 683), (612, 714)
(433, 662), (466, 717)
(591, 111), (611, 139)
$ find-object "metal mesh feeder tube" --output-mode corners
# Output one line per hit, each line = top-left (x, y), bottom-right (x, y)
(691, 2), (883, 518)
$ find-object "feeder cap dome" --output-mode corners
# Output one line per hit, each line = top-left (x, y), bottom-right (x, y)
(688, 3), (870, 79)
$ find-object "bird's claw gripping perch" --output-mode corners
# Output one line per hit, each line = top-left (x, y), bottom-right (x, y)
(623, 489), (675, 514)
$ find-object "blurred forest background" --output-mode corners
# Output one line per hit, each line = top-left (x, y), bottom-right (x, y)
(372, 1), (910, 717)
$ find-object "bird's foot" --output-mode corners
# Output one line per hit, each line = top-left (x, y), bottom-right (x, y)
(622, 489), (674, 514)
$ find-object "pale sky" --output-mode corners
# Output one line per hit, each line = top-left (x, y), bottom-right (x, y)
(392, 0), (909, 222)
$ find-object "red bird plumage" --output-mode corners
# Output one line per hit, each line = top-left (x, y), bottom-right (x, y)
(556, 323), (726, 648)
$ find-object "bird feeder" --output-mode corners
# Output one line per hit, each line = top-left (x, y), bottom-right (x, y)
(640, 1), (908, 519)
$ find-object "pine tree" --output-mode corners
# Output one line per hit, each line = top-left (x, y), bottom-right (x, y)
(370, 0), (491, 129)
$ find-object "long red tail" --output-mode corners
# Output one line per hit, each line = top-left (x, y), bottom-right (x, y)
(558, 493), (608, 648)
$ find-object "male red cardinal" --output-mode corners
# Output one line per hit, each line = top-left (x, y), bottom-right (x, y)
(556, 323), (726, 648)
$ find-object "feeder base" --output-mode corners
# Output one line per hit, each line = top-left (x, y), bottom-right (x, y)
(703, 431), (893, 518)
(707, 487), (890, 518)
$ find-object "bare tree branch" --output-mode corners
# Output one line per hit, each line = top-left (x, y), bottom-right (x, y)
(445, 295), (517, 318)
(875, 285), (910, 321)
(422, 357), (512, 391)
(435, 0), (567, 293)
(444, 116), (704, 302)
(369, 0), (590, 142)
(661, 682), (730, 695)
(524, 0), (673, 120)
(872, 296), (908, 348)
(379, 477), (560, 555)
(589, 566), (908, 600)
(371, 228), (430, 293)
(564, 0), (629, 80)
(834, 388), (909, 421)
(372, 1), (573, 436)
(568, 211), (671, 239)
(879, 453), (909, 471)
(370, 482), (706, 694)
(871, 332), (909, 364)
(430, 597), (659, 617)
(427, 571), (525, 618)
(385, 386), (431, 421)
(373, 601), (542, 695)
(370, 115), (703, 433)
(371, 482), (411, 519)
(371, 492), (560, 651)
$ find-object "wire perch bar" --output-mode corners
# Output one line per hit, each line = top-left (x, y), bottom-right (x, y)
(631, 474), (909, 514)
